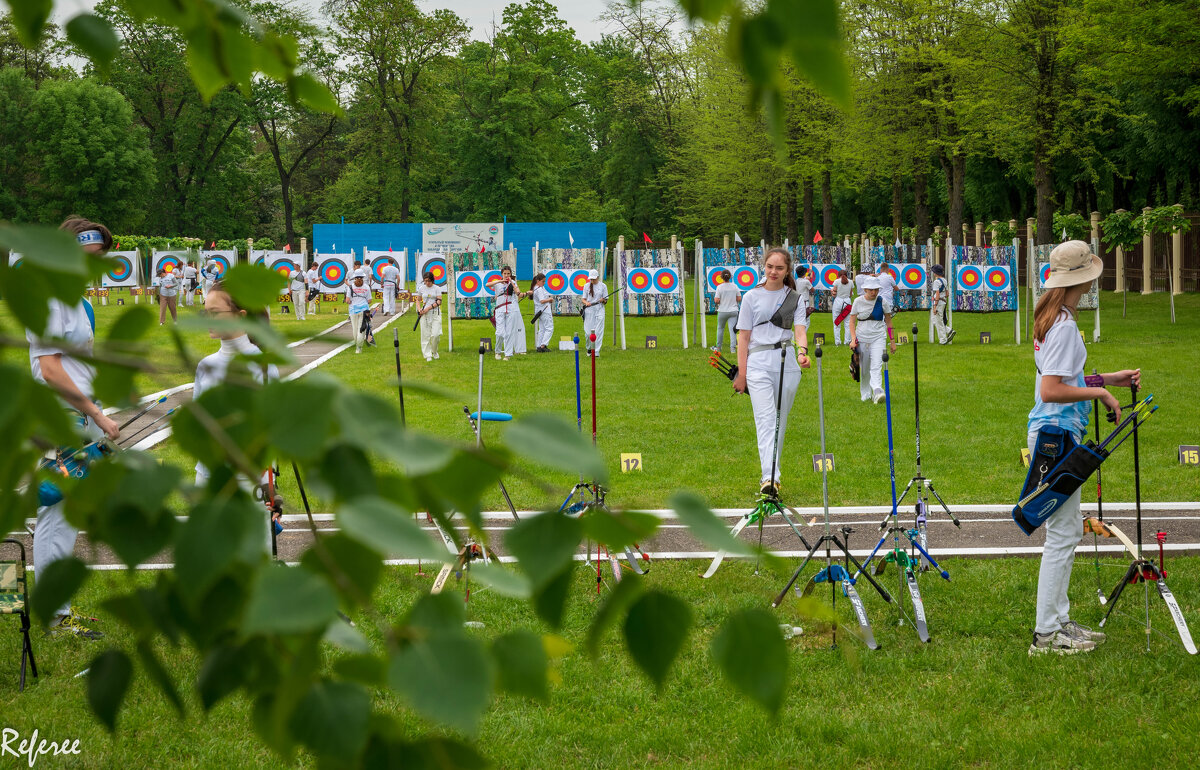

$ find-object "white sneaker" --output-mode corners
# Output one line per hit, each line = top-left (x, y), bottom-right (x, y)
(872, 389), (885, 404)
(425, 357), (432, 362)
(495, 353), (502, 360)
(1062, 620), (1106, 644)
(1029, 629), (1095, 656)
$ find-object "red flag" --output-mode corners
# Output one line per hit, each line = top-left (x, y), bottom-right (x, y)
(479, 244), (485, 253)
(115, 241), (120, 250)
(209, 241), (216, 248)
(813, 231), (823, 244)
(643, 232), (652, 245)
(388, 245), (393, 252)
(284, 243), (291, 252)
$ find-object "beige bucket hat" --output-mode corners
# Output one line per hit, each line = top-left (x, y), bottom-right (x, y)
(1044, 240), (1103, 289)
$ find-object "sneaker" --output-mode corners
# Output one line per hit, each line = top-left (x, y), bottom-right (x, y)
(495, 353), (502, 360)
(1063, 620), (1106, 644)
(946, 329), (957, 343)
(759, 481), (779, 497)
(872, 388), (885, 404)
(49, 613), (103, 640)
(433, 354), (440, 359)
(1028, 629), (1095, 656)
(425, 357), (432, 362)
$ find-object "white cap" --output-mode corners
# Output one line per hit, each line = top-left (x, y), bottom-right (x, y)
(863, 277), (882, 290)
(588, 269), (599, 280)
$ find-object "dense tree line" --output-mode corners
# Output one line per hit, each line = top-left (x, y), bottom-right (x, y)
(1, 0), (1197, 247)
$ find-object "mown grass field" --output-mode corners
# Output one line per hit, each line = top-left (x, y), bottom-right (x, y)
(3, 558), (1198, 767)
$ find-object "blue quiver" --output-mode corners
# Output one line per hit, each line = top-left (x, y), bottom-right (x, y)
(36, 442), (110, 507)
(1012, 425), (1106, 535)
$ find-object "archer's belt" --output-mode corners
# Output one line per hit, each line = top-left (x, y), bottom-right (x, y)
(748, 341), (794, 355)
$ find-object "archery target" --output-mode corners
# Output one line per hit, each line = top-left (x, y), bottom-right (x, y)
(456, 271), (484, 298)
(794, 262), (814, 283)
(569, 270), (590, 294)
(818, 264), (843, 289)
(319, 260), (347, 289)
(545, 269), (569, 295)
(154, 252), (185, 276)
(985, 265), (1012, 292)
(733, 266), (759, 289)
(881, 265), (899, 283)
(627, 268), (653, 294)
(900, 264), (928, 290)
(483, 271), (504, 295)
(369, 255), (399, 284)
(417, 253), (448, 286)
(1039, 263), (1052, 286)
(269, 256), (300, 278)
(706, 266), (731, 291)
(102, 252), (139, 287)
(653, 267), (679, 293)
(956, 265), (984, 291)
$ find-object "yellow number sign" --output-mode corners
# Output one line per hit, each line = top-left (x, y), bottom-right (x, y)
(620, 453), (643, 472)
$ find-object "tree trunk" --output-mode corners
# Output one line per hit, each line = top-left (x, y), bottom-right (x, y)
(914, 166), (929, 243)
(1034, 148), (1055, 245)
(944, 152), (966, 246)
(760, 203), (769, 244)
(802, 177), (814, 245)
(786, 181), (798, 244)
(891, 173), (903, 242)
(821, 169), (833, 238)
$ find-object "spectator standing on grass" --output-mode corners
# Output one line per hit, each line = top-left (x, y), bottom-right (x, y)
(25, 216), (119, 639)
(732, 248), (810, 496)
(157, 268), (179, 325)
(416, 271), (442, 361)
(712, 269), (741, 354)
(930, 264), (955, 344)
(848, 276), (895, 404)
(1026, 241), (1140, 656)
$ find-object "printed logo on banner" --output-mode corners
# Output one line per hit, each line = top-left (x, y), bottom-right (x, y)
(569, 269), (590, 294)
(706, 266), (730, 292)
(985, 266), (1012, 292)
(900, 264), (927, 290)
(456, 271), (484, 298)
(320, 260), (346, 289)
(627, 268), (653, 294)
(818, 264), (843, 289)
(545, 269), (569, 295)
(956, 265), (984, 290)
(733, 266), (759, 289)
(653, 268), (679, 293)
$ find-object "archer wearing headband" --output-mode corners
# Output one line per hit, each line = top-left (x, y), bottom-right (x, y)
(25, 217), (117, 639)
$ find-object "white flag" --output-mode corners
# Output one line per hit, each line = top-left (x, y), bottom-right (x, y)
(1061, 228), (1067, 241)
(568, 231), (574, 247)
(733, 231), (743, 244)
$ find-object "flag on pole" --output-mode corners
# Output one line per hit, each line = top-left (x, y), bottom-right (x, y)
(813, 230), (823, 244)
(479, 244), (485, 253)
(643, 232), (653, 245)
(210, 241), (216, 248)
(733, 231), (744, 245)
(388, 244), (393, 252)
(284, 243), (291, 253)
(568, 231), (575, 247)
(1061, 228), (1068, 241)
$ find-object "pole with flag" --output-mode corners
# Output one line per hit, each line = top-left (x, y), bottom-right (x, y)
(643, 232), (653, 247)
(814, 231), (823, 244)
(733, 231), (744, 246)
(568, 231), (575, 248)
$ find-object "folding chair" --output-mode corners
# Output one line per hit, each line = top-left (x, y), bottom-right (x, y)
(1, 540), (38, 691)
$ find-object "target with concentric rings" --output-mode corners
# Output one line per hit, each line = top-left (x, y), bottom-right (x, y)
(653, 268), (678, 293)
(627, 268), (652, 293)
(569, 270), (590, 294)
(985, 265), (1011, 292)
(733, 266), (759, 289)
(957, 265), (984, 290)
(545, 269), (569, 295)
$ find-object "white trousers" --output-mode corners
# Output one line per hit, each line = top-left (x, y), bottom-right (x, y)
(715, 311), (738, 352)
(383, 284), (396, 314)
(292, 288), (307, 320)
(534, 308), (554, 348)
(1029, 430), (1084, 634)
(857, 333), (886, 400)
(832, 297), (850, 345)
(747, 364), (801, 485)
(932, 300), (949, 343)
(184, 283), (196, 305)
(350, 311), (366, 350)
(583, 310), (605, 354)
(495, 307), (520, 358)
(202, 279), (213, 302)
(421, 310), (441, 359)
(35, 418), (101, 617)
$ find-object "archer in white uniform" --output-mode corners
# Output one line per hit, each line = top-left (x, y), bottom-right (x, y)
(346, 275), (372, 352)
(930, 264), (955, 344)
(289, 269), (307, 320)
(305, 264), (320, 315)
(416, 272), (442, 361)
(831, 269), (853, 346)
(581, 269), (608, 355)
(492, 266), (527, 360)
(732, 248), (810, 495)
(877, 262), (898, 340)
(381, 262), (401, 314)
(182, 261), (198, 306)
(531, 273), (555, 352)
(848, 276), (896, 403)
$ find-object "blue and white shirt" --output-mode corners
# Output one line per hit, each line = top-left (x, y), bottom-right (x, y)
(1028, 308), (1089, 438)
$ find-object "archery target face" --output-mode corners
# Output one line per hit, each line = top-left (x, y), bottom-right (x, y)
(881, 265), (899, 283)
(106, 254), (134, 283)
(733, 266), (759, 289)
(370, 256), (398, 283)
(900, 264), (927, 290)
(425, 256), (447, 286)
(985, 265), (1012, 292)
(208, 255), (232, 277)
(957, 265), (984, 290)
(569, 270), (590, 294)
(1039, 263), (1052, 285)
(794, 263), (813, 283)
(156, 253), (184, 275)
(706, 266), (730, 291)
(483, 270), (504, 296)
(456, 271), (484, 298)
(653, 267), (679, 293)
(269, 257), (299, 278)
(545, 269), (569, 295)
(819, 264), (843, 289)
(320, 260), (346, 289)
(627, 268), (653, 294)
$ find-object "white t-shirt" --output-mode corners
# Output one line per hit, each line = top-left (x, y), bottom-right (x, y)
(289, 270), (305, 291)
(1028, 309), (1089, 436)
(714, 281), (740, 313)
(834, 279), (852, 301)
(417, 283), (441, 312)
(28, 299), (96, 402)
(532, 286), (552, 314)
(381, 264), (400, 286)
(854, 273), (871, 294)
(735, 286), (807, 372)
(194, 335), (278, 480)
(877, 271), (897, 306)
(931, 276), (947, 301)
(306, 267), (319, 289)
(797, 277), (814, 307)
(583, 282), (608, 323)
(182, 265), (197, 285)
(851, 295), (892, 341)
(346, 283), (371, 313)
(204, 263), (220, 282)
(158, 273), (178, 297)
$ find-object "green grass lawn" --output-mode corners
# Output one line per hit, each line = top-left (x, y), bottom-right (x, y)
(229, 290), (1197, 514)
(4, 558), (1197, 767)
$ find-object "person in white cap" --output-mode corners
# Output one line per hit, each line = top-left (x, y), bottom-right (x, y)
(732, 247), (809, 496)
(848, 275), (896, 403)
(289, 268), (307, 320)
(581, 268), (608, 355)
(929, 264), (955, 344)
(1026, 240), (1140, 656)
